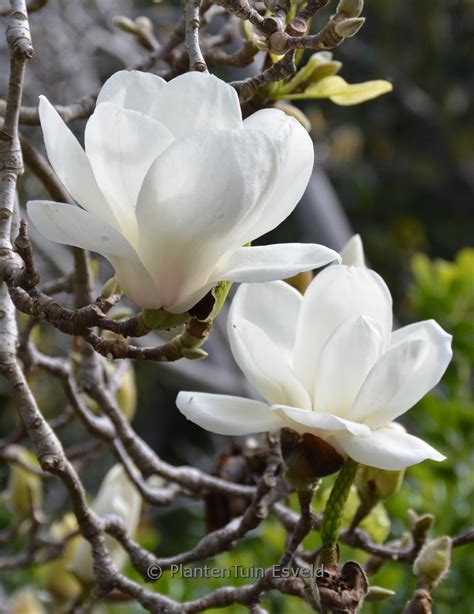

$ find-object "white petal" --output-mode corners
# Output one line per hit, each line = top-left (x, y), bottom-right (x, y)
(136, 129), (278, 311)
(27, 201), (161, 308)
(166, 280), (216, 315)
(85, 102), (174, 245)
(350, 340), (426, 425)
(293, 265), (393, 396)
(148, 72), (242, 138)
(390, 319), (453, 351)
(229, 281), (302, 356)
(38, 96), (118, 229)
(273, 405), (371, 437)
(96, 70), (166, 114)
(350, 323), (452, 428)
(28, 200), (130, 257)
(228, 317), (312, 409)
(340, 234), (365, 266)
(314, 316), (384, 416)
(217, 243), (340, 283)
(334, 424), (446, 470)
(176, 392), (284, 435)
(110, 256), (162, 309)
(243, 109), (314, 239)
(92, 465), (141, 523)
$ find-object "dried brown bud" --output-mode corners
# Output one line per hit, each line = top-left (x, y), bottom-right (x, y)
(281, 428), (345, 487)
(402, 588), (432, 614)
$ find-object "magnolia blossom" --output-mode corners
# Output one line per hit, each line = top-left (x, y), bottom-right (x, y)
(71, 465), (141, 582)
(27, 70), (339, 313)
(177, 237), (452, 470)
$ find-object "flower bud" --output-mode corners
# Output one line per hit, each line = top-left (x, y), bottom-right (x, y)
(337, 0), (364, 17)
(407, 509), (435, 536)
(70, 465), (142, 583)
(135, 16), (153, 33)
(100, 276), (118, 299)
(113, 15), (138, 34)
(7, 447), (42, 520)
(281, 428), (345, 488)
(334, 17), (365, 38)
(413, 536), (452, 588)
(365, 586), (396, 602)
(355, 465), (405, 505)
(115, 361), (137, 421)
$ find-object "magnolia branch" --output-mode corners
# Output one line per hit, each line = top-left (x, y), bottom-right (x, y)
(0, 0), (47, 17)
(105, 443), (280, 579)
(0, 94), (96, 124)
(184, 0), (207, 71)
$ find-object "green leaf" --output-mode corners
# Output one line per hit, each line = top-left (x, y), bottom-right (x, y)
(278, 52), (342, 95)
(284, 75), (393, 105)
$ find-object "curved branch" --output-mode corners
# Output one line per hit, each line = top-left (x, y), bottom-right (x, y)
(0, 0), (47, 17)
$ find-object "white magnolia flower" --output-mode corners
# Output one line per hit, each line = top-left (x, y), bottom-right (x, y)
(27, 70), (340, 313)
(177, 237), (452, 470)
(71, 465), (141, 582)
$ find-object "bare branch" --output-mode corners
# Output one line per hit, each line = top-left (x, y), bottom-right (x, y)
(231, 51), (297, 101)
(0, 0), (47, 17)
(0, 95), (95, 125)
(185, 0), (208, 71)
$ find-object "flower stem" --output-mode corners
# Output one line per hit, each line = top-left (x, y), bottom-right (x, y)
(319, 458), (359, 564)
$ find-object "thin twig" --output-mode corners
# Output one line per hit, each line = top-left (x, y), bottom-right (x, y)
(0, 0), (47, 17)
(185, 0), (208, 71)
